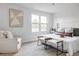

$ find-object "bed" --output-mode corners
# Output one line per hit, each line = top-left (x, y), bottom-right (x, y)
(38, 28), (79, 56)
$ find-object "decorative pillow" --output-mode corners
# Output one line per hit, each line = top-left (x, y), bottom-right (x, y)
(64, 32), (73, 37)
(6, 31), (13, 39)
(0, 31), (13, 39)
(65, 28), (73, 37)
(57, 27), (73, 37)
(3, 32), (8, 38)
(57, 28), (65, 33)
(55, 32), (61, 35)
(0, 32), (5, 39)
(56, 28), (65, 36)
(65, 28), (73, 33)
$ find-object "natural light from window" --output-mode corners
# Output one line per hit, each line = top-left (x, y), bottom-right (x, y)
(40, 16), (47, 31)
(32, 14), (47, 32)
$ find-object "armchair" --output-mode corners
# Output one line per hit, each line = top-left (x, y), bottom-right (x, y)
(0, 31), (22, 53)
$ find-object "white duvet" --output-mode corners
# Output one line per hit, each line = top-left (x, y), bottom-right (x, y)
(40, 34), (79, 56)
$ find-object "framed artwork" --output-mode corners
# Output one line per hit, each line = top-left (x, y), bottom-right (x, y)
(9, 8), (23, 27)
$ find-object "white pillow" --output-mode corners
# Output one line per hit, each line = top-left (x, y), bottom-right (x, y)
(5, 31), (13, 39)
(65, 28), (73, 33)
(0, 32), (5, 39)
(0, 31), (14, 39)
(57, 28), (65, 32)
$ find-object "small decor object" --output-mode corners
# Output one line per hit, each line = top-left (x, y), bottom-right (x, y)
(9, 8), (23, 27)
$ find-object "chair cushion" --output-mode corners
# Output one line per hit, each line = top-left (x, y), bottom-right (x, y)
(0, 31), (13, 39)
(4, 31), (13, 39)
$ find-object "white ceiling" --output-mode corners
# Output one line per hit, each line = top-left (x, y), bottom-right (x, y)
(19, 3), (79, 13)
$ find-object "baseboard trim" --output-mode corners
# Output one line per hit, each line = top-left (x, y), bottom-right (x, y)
(22, 40), (37, 45)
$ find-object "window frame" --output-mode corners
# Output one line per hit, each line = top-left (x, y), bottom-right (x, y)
(31, 14), (47, 32)
(40, 16), (47, 31)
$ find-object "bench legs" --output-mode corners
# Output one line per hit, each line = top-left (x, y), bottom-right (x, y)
(56, 41), (64, 56)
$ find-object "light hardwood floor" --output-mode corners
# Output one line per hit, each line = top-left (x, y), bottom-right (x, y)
(0, 42), (79, 56)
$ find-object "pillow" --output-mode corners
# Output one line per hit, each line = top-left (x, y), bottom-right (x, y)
(0, 31), (13, 39)
(55, 32), (61, 35)
(56, 28), (65, 36)
(65, 28), (73, 33)
(57, 28), (65, 33)
(65, 28), (73, 37)
(0, 32), (5, 39)
(64, 32), (73, 37)
(5, 31), (13, 39)
(3, 32), (8, 38)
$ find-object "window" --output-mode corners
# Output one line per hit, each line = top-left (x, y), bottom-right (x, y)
(40, 16), (47, 31)
(32, 15), (39, 32)
(32, 14), (47, 32)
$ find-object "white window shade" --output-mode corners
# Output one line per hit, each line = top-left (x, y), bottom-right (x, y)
(32, 15), (39, 23)
(32, 24), (39, 32)
(32, 14), (47, 32)
(40, 16), (47, 23)
(41, 24), (47, 31)
(40, 16), (47, 31)
(32, 14), (39, 32)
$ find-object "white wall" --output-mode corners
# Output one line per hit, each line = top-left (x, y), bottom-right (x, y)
(0, 3), (53, 43)
(53, 7), (79, 28)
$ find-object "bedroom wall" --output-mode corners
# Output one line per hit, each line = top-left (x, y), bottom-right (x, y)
(53, 6), (79, 29)
(0, 3), (53, 43)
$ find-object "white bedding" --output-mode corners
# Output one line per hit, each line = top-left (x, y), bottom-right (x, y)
(39, 34), (79, 56)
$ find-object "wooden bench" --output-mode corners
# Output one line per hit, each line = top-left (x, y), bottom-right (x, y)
(37, 36), (66, 56)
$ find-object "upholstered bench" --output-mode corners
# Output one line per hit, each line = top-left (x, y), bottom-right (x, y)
(37, 36), (64, 56)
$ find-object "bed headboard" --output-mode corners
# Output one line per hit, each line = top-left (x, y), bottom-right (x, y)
(73, 28), (79, 36)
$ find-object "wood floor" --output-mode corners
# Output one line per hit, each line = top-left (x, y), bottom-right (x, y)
(0, 42), (79, 56)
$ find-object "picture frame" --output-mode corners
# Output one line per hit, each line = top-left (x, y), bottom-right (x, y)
(9, 8), (23, 27)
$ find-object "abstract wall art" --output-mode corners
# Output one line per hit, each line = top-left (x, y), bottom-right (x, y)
(9, 8), (23, 27)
